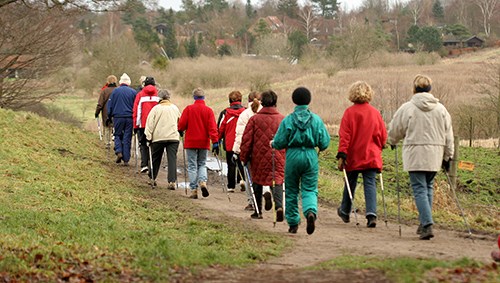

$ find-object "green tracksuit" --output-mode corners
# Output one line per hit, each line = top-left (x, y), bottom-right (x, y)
(272, 105), (330, 226)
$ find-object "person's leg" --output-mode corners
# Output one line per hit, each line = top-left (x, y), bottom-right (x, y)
(244, 164), (254, 209)
(339, 171), (359, 216)
(150, 142), (164, 180)
(186, 149), (198, 190)
(113, 118), (125, 156)
(166, 141), (179, 183)
(137, 128), (149, 168)
(284, 158), (301, 227)
(122, 118), (133, 163)
(272, 184), (283, 209)
(426, 172), (437, 214)
(226, 151), (236, 190)
(362, 169), (378, 217)
(300, 158), (319, 218)
(409, 172), (433, 227)
(196, 149), (208, 184)
(252, 183), (263, 216)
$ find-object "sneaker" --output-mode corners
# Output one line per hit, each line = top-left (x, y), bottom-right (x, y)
(240, 180), (246, 192)
(200, 182), (209, 197)
(115, 152), (123, 163)
(263, 191), (272, 211)
(367, 215), (377, 228)
(140, 166), (148, 173)
(288, 225), (298, 234)
(337, 207), (350, 223)
(276, 208), (284, 222)
(244, 204), (254, 211)
(419, 224), (434, 240)
(167, 182), (176, 190)
(189, 189), (198, 199)
(306, 212), (316, 235)
(416, 224), (423, 235)
(227, 188), (235, 193)
(250, 212), (263, 219)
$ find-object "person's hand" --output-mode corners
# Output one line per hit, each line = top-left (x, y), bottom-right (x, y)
(146, 139), (152, 146)
(269, 139), (274, 148)
(178, 130), (184, 137)
(442, 159), (451, 172)
(232, 153), (239, 163)
(105, 117), (112, 127)
(390, 144), (396, 150)
(95, 113), (99, 119)
(212, 142), (219, 155)
(337, 158), (346, 171)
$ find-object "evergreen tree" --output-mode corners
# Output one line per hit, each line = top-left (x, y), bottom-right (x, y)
(157, 9), (178, 59)
(186, 35), (198, 58)
(245, 0), (254, 18)
(254, 18), (271, 38)
(217, 43), (232, 56)
(132, 17), (160, 54)
(205, 0), (229, 12)
(311, 0), (339, 19)
(278, 0), (299, 19)
(418, 26), (442, 52)
(288, 30), (308, 59)
(121, 0), (146, 25)
(432, 0), (444, 22)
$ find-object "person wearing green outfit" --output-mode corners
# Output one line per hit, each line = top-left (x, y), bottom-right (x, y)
(271, 87), (331, 235)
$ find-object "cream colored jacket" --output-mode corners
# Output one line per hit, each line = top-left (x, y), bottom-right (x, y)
(233, 101), (262, 154)
(145, 100), (181, 142)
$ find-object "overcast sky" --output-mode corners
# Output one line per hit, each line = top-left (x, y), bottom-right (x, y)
(158, 0), (366, 12)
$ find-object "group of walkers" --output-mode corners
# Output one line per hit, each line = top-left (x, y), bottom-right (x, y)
(95, 73), (454, 240)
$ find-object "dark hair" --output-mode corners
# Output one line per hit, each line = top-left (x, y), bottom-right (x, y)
(260, 90), (278, 107)
(144, 76), (156, 86)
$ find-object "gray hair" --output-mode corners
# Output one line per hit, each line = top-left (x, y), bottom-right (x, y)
(158, 89), (170, 100)
(192, 87), (205, 97)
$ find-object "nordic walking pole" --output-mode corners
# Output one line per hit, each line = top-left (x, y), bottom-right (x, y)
(244, 164), (260, 216)
(96, 117), (103, 141)
(134, 134), (139, 173)
(182, 136), (187, 195)
(395, 145), (402, 237)
(379, 172), (388, 228)
(444, 169), (474, 242)
(342, 168), (359, 228)
(148, 143), (156, 189)
(271, 148), (277, 227)
(215, 153), (231, 202)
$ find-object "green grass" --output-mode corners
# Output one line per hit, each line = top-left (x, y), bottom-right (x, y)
(0, 108), (287, 281)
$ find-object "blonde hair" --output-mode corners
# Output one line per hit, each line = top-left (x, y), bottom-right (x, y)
(348, 81), (373, 103)
(413, 74), (432, 93)
(106, 75), (117, 84)
(250, 91), (262, 113)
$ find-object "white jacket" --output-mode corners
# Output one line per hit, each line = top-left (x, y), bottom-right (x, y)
(388, 92), (454, 172)
(145, 100), (181, 142)
(233, 101), (262, 154)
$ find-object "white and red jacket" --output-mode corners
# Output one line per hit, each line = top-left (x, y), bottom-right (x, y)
(218, 102), (245, 151)
(132, 85), (160, 129)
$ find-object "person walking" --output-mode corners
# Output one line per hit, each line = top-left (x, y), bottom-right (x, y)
(233, 91), (262, 211)
(145, 89), (181, 190)
(178, 88), (219, 199)
(217, 90), (246, 193)
(271, 87), (330, 235)
(107, 73), (137, 165)
(388, 74), (454, 240)
(336, 81), (387, 228)
(132, 76), (160, 173)
(240, 90), (285, 220)
(95, 75), (117, 148)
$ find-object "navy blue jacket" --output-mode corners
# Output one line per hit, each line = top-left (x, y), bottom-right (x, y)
(107, 84), (137, 118)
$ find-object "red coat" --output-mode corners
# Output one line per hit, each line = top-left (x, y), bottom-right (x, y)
(132, 85), (160, 129)
(218, 102), (245, 151)
(338, 103), (387, 171)
(178, 100), (218, 149)
(240, 107), (285, 185)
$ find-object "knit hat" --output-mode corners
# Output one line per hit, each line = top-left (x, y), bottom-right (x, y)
(119, 73), (131, 85)
(292, 87), (311, 105)
(192, 87), (205, 99)
(144, 76), (156, 86)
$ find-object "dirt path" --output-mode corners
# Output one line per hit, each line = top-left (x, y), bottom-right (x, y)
(146, 155), (496, 282)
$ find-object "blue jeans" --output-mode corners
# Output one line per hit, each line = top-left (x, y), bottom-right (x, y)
(113, 117), (133, 162)
(409, 171), (436, 227)
(340, 169), (377, 217)
(186, 149), (208, 190)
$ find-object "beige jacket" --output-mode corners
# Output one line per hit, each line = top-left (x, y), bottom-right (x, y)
(145, 100), (181, 142)
(233, 101), (263, 154)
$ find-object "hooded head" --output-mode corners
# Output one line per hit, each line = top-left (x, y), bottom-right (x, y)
(292, 87), (311, 105)
(193, 87), (205, 100)
(158, 89), (170, 101)
(228, 90), (242, 103)
(348, 81), (373, 104)
(119, 73), (131, 85)
(260, 90), (278, 107)
(413, 74), (432, 93)
(143, 84), (157, 96)
(144, 76), (156, 87)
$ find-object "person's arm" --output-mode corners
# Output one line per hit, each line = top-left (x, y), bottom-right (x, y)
(95, 90), (105, 117)
(144, 108), (156, 142)
(337, 111), (351, 157)
(178, 107), (188, 132)
(208, 109), (219, 144)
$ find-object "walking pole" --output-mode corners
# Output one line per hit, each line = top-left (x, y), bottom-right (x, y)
(444, 169), (474, 242)
(342, 168), (359, 228)
(96, 117), (103, 141)
(214, 153), (231, 202)
(271, 148), (277, 227)
(182, 136), (187, 195)
(133, 134), (138, 173)
(244, 164), (260, 216)
(148, 143), (156, 189)
(395, 145), (402, 237)
(379, 172), (388, 228)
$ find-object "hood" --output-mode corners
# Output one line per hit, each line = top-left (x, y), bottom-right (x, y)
(226, 102), (244, 116)
(292, 105), (312, 130)
(143, 85), (157, 97)
(411, 92), (439, 112)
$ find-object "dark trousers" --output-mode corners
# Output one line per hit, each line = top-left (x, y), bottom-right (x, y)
(252, 183), (284, 213)
(113, 117), (133, 162)
(150, 141), (179, 183)
(137, 128), (149, 168)
(225, 151), (244, 189)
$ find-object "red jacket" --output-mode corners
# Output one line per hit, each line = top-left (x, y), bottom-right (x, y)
(218, 102), (245, 151)
(132, 85), (160, 129)
(178, 99), (218, 149)
(240, 107), (285, 185)
(338, 103), (387, 171)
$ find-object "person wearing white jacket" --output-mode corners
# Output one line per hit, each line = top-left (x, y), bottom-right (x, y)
(388, 74), (454, 240)
(145, 89), (181, 190)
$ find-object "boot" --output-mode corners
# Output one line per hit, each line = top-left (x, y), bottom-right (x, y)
(337, 207), (350, 223)
(115, 152), (123, 163)
(276, 207), (284, 222)
(199, 181), (209, 197)
(416, 224), (423, 235)
(250, 212), (263, 219)
(288, 225), (298, 234)
(167, 182), (176, 190)
(240, 180), (246, 192)
(189, 189), (198, 199)
(263, 191), (272, 211)
(419, 224), (434, 240)
(306, 212), (316, 235)
(366, 215), (377, 228)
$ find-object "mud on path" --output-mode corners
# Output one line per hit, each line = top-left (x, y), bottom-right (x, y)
(143, 155), (496, 282)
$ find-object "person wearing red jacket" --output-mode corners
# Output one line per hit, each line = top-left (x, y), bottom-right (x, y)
(178, 88), (219, 199)
(217, 90), (246, 193)
(336, 81), (387, 228)
(132, 77), (160, 173)
(240, 90), (285, 220)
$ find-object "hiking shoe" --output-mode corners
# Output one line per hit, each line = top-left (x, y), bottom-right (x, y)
(263, 191), (272, 211)
(167, 182), (176, 190)
(288, 225), (298, 234)
(416, 224), (423, 235)
(240, 180), (246, 192)
(200, 182), (209, 197)
(227, 188), (235, 193)
(244, 204), (254, 211)
(366, 215), (377, 228)
(276, 208), (284, 222)
(123, 162), (129, 167)
(140, 166), (148, 173)
(306, 212), (316, 235)
(337, 208), (350, 223)
(419, 224), (434, 240)
(189, 189), (198, 199)
(250, 212), (263, 219)
(115, 152), (123, 163)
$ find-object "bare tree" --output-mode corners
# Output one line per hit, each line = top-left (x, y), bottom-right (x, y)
(407, 0), (423, 25)
(0, 0), (121, 10)
(473, 0), (498, 37)
(474, 61), (500, 147)
(298, 3), (317, 40)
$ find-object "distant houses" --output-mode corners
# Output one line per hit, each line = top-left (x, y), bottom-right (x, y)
(443, 35), (484, 48)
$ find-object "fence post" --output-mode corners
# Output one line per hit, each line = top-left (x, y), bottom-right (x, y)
(450, 136), (459, 187)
